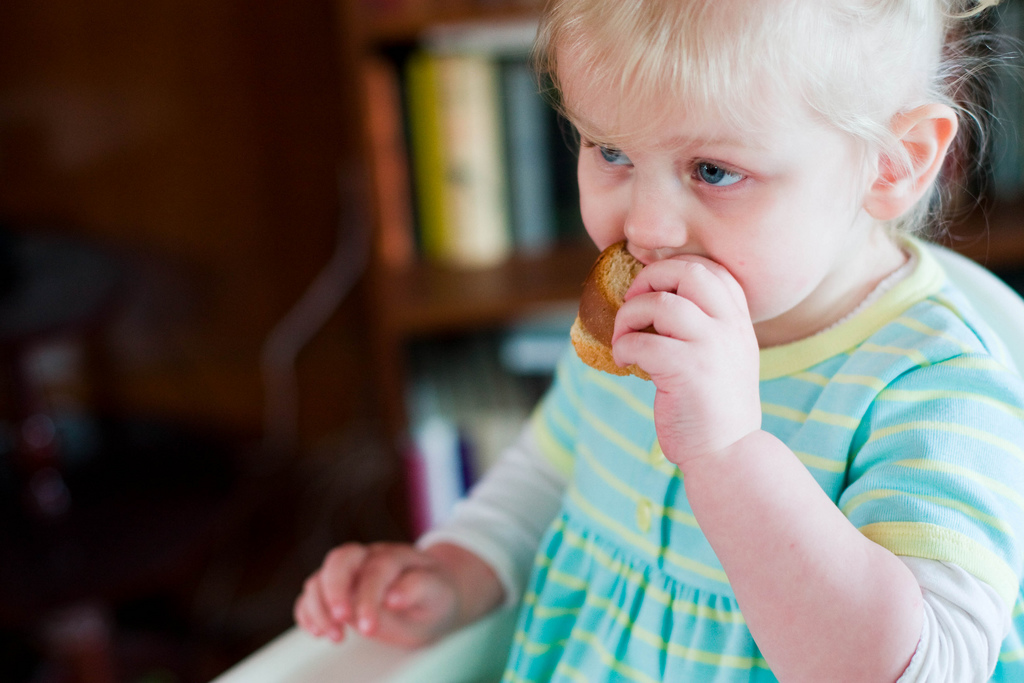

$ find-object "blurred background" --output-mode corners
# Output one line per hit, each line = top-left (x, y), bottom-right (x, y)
(0, 1), (409, 680)
(2, 0), (1022, 681)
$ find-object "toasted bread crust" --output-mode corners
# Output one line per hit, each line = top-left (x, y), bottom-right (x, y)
(571, 241), (650, 380)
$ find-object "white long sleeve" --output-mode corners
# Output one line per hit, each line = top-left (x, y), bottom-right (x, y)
(897, 557), (1011, 682)
(417, 424), (568, 606)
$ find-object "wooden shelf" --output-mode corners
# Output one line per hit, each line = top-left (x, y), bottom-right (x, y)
(372, 240), (597, 337)
(361, 0), (542, 43)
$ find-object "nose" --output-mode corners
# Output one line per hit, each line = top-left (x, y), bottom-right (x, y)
(623, 174), (689, 264)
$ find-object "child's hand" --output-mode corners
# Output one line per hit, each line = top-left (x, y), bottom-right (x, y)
(611, 255), (761, 466)
(294, 541), (501, 648)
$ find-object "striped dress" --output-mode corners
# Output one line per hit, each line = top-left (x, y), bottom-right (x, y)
(503, 240), (1024, 682)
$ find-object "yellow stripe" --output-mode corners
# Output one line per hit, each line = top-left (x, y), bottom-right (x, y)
(569, 487), (730, 584)
(579, 407), (660, 466)
(807, 408), (860, 429)
(896, 315), (976, 355)
(578, 442), (698, 529)
(793, 371), (829, 387)
(841, 488), (1015, 536)
(531, 415), (574, 479)
(512, 629), (565, 657)
(860, 343), (931, 367)
(869, 421), (1024, 463)
(504, 669), (544, 683)
(569, 627), (766, 677)
(859, 521), (1019, 605)
(832, 373), (888, 391)
(794, 450), (847, 473)
(524, 575), (752, 670)
(550, 519), (745, 623)
(584, 370), (654, 421)
(878, 388), (1024, 421)
(762, 403), (808, 423)
(577, 591), (757, 667)
(999, 647), (1024, 664)
(552, 663), (591, 683)
(549, 406), (577, 446)
(533, 565), (590, 593)
(896, 459), (1024, 515)
(943, 355), (1014, 373)
(762, 404), (860, 430)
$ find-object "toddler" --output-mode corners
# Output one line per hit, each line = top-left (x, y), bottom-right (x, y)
(296, 0), (1024, 680)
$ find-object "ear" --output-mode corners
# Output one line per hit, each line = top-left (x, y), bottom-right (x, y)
(863, 104), (959, 222)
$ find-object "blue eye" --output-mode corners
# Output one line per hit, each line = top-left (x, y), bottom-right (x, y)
(696, 162), (743, 186)
(599, 146), (632, 166)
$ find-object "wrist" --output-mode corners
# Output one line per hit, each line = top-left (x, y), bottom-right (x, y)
(423, 542), (505, 626)
(676, 428), (774, 477)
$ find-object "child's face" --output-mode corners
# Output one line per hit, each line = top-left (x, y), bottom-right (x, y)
(568, 70), (901, 345)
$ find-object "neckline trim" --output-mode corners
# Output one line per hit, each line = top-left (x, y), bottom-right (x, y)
(759, 238), (946, 380)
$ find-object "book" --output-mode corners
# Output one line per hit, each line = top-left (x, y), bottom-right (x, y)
(362, 56), (416, 268)
(405, 52), (512, 268)
(405, 52), (450, 262)
(437, 54), (512, 267)
(406, 333), (537, 493)
(406, 414), (465, 535)
(501, 59), (558, 255)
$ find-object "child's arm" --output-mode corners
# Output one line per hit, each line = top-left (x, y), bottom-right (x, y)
(682, 430), (922, 683)
(295, 425), (567, 647)
(612, 256), (921, 682)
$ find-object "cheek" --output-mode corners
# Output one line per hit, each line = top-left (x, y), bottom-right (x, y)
(578, 162), (628, 250)
(727, 244), (817, 321)
(579, 194), (619, 249)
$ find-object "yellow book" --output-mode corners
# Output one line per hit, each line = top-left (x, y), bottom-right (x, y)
(407, 52), (511, 268)
(405, 52), (449, 262)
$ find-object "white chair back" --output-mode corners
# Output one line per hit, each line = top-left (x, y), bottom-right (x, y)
(927, 243), (1024, 374)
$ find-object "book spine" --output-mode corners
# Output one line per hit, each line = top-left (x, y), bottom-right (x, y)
(405, 52), (450, 261)
(502, 59), (557, 255)
(436, 54), (512, 268)
(362, 57), (416, 268)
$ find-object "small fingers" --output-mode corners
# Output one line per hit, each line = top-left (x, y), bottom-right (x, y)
(320, 544), (371, 624)
(613, 290), (704, 344)
(352, 545), (431, 637)
(626, 256), (747, 320)
(612, 325), (696, 378)
(295, 572), (345, 642)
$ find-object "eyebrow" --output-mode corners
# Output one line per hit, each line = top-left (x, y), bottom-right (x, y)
(584, 132), (768, 155)
(663, 133), (768, 152)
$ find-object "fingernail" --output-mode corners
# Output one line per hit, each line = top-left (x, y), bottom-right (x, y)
(332, 605), (346, 620)
(358, 616), (373, 634)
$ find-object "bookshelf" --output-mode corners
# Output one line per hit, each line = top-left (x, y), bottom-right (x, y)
(336, 0), (1024, 475)
(337, 0), (593, 450)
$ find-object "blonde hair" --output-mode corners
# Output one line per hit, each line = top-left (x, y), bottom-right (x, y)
(534, 0), (1005, 236)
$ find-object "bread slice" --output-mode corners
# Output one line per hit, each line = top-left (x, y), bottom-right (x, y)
(571, 241), (650, 380)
